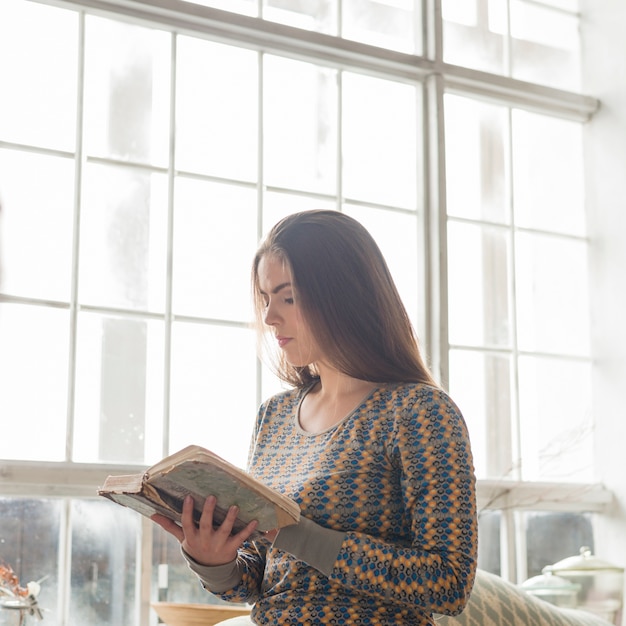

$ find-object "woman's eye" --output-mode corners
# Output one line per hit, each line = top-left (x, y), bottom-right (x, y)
(284, 297), (294, 305)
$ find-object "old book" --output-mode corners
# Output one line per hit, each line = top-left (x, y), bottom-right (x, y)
(98, 444), (300, 535)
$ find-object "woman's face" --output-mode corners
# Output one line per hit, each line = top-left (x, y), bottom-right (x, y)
(257, 254), (323, 367)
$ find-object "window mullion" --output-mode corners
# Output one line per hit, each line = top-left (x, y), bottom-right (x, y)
(255, 49), (264, 409)
(65, 9), (87, 464)
(162, 31), (177, 460)
(424, 71), (449, 385)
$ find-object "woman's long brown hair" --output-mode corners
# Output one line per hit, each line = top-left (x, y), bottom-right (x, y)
(252, 210), (437, 389)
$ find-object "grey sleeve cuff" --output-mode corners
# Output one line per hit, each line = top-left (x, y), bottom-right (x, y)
(181, 547), (243, 593)
(272, 516), (346, 577)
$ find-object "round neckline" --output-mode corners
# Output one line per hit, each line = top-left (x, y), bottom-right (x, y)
(293, 382), (379, 436)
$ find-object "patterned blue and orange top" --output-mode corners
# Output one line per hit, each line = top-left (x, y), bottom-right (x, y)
(188, 382), (477, 625)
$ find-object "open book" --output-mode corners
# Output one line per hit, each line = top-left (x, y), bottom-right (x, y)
(98, 445), (300, 535)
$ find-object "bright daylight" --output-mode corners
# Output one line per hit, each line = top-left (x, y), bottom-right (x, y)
(0, 1), (625, 626)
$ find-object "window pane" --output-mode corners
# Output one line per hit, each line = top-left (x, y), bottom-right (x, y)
(342, 73), (418, 209)
(176, 37), (258, 181)
(262, 192), (336, 236)
(84, 16), (171, 167)
(525, 512), (593, 578)
(73, 313), (165, 464)
(515, 233), (590, 356)
(344, 205), (419, 325)
(172, 179), (258, 321)
(264, 0), (337, 34)
(443, 0), (506, 75)
(445, 94), (509, 224)
(342, 0), (419, 53)
(0, 498), (140, 626)
(0, 304), (69, 462)
(518, 356), (593, 482)
(170, 324), (257, 468)
(510, 0), (580, 91)
(477, 510), (501, 575)
(512, 110), (585, 236)
(0, 150), (74, 302)
(448, 222), (511, 348)
(0, 498), (61, 620)
(0, 0), (77, 151)
(78, 164), (168, 313)
(443, 0), (581, 91)
(264, 56), (338, 194)
(449, 350), (512, 480)
(69, 500), (138, 626)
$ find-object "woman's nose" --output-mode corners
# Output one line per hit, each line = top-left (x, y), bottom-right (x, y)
(263, 301), (278, 326)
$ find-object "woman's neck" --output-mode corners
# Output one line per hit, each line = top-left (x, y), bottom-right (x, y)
(298, 365), (377, 433)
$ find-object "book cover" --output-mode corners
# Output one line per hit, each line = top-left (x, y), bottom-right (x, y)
(98, 445), (300, 535)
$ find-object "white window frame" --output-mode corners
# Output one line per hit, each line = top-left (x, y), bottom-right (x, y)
(0, 0), (613, 622)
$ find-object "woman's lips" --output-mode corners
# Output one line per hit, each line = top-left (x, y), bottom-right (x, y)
(276, 336), (291, 348)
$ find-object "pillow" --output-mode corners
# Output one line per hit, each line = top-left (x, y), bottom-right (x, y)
(434, 569), (613, 626)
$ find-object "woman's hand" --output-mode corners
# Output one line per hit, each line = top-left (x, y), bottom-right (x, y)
(151, 495), (258, 567)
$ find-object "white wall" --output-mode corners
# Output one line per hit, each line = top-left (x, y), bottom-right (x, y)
(581, 0), (626, 606)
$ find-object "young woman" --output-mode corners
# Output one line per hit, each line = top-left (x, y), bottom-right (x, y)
(153, 210), (477, 625)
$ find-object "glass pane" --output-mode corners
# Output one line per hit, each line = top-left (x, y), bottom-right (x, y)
(443, 0), (581, 91)
(0, 498), (61, 619)
(78, 164), (168, 313)
(525, 512), (593, 578)
(0, 149), (75, 302)
(449, 349), (512, 480)
(344, 205), (419, 325)
(170, 324), (257, 468)
(510, 0), (580, 91)
(84, 16), (171, 167)
(518, 356), (593, 482)
(477, 510), (501, 575)
(512, 110), (585, 236)
(442, 0), (477, 26)
(0, 304), (69, 462)
(73, 312), (165, 464)
(262, 192), (336, 237)
(264, 0), (337, 34)
(448, 222), (511, 348)
(342, 0), (419, 53)
(264, 56), (338, 194)
(443, 0), (506, 75)
(172, 179), (258, 321)
(342, 72), (418, 209)
(69, 500), (138, 626)
(176, 37), (258, 181)
(445, 94), (509, 224)
(0, 0), (77, 151)
(515, 233), (590, 356)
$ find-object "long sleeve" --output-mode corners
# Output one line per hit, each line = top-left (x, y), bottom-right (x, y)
(197, 383), (477, 625)
(182, 538), (269, 604)
(271, 385), (477, 616)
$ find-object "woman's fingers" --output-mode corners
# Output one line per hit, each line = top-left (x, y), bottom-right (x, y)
(153, 494), (259, 566)
(198, 495), (218, 532)
(214, 503), (242, 536)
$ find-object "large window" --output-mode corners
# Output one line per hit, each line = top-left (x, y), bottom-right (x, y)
(0, 0), (611, 624)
